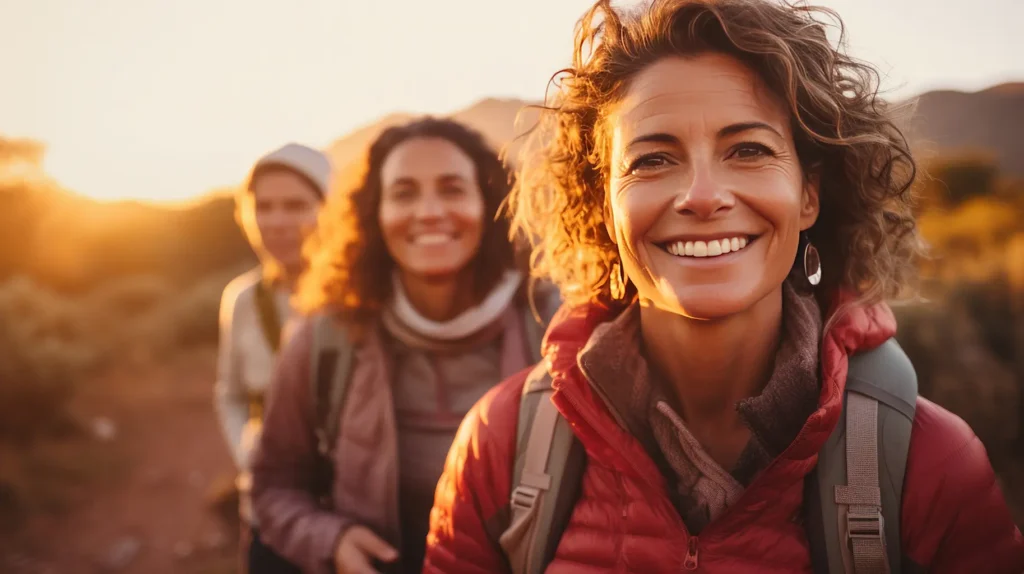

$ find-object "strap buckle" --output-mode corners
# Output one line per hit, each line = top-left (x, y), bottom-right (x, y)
(847, 507), (884, 540)
(510, 485), (541, 512)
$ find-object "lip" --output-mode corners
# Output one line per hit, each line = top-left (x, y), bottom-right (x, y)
(654, 232), (759, 245)
(654, 235), (760, 263)
(407, 231), (459, 245)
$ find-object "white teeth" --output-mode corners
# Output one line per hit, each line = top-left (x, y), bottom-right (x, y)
(414, 233), (452, 245)
(664, 236), (751, 259)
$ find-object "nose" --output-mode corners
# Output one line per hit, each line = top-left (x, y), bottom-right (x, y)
(414, 194), (446, 220)
(672, 166), (734, 219)
(260, 208), (291, 235)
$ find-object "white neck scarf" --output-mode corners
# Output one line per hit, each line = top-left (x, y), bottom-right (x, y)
(389, 270), (522, 341)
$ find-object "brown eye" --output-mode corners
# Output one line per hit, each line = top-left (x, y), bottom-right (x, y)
(440, 185), (465, 197)
(391, 187), (416, 201)
(283, 199), (308, 212)
(628, 153), (671, 174)
(732, 143), (774, 160)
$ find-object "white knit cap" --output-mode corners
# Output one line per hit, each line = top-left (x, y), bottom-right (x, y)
(250, 143), (333, 197)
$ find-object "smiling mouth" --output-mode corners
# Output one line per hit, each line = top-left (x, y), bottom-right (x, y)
(410, 232), (458, 246)
(658, 235), (758, 258)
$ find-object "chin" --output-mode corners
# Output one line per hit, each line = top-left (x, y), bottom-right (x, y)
(408, 263), (467, 282)
(658, 283), (763, 321)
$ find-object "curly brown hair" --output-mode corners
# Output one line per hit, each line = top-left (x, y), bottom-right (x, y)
(509, 0), (920, 313)
(298, 117), (519, 327)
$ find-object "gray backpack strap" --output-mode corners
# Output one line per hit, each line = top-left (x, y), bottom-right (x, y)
(521, 282), (563, 365)
(806, 338), (918, 573)
(499, 363), (585, 574)
(521, 309), (546, 366)
(309, 315), (355, 502)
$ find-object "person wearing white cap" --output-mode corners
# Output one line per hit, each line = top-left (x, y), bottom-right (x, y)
(214, 142), (332, 574)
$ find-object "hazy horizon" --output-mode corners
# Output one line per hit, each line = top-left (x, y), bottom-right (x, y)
(2, 0), (1023, 203)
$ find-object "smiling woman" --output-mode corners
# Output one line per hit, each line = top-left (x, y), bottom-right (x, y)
(249, 117), (560, 574)
(377, 136), (488, 321)
(423, 1), (1024, 573)
(297, 117), (519, 327)
(604, 54), (821, 320)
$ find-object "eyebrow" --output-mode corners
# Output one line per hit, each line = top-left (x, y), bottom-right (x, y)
(626, 133), (680, 150)
(625, 121), (784, 150)
(389, 173), (468, 187)
(436, 174), (468, 184)
(717, 121), (783, 139)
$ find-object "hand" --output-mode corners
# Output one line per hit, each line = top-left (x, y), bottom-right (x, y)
(333, 526), (399, 574)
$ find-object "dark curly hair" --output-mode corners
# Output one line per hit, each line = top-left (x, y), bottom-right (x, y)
(298, 117), (518, 327)
(509, 0), (920, 316)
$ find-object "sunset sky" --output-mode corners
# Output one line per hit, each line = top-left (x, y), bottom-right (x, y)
(2, 0), (1022, 203)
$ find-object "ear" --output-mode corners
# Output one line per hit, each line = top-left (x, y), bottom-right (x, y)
(799, 171), (821, 231)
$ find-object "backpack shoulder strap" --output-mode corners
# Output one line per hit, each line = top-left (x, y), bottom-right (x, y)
(521, 282), (563, 365)
(309, 315), (355, 500)
(521, 309), (546, 366)
(499, 363), (585, 574)
(806, 338), (918, 574)
(254, 277), (283, 352)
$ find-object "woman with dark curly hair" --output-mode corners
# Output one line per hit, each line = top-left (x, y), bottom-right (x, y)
(424, 1), (1024, 573)
(249, 118), (559, 574)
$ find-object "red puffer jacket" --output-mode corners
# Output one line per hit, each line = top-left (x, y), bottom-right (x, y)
(424, 299), (1024, 573)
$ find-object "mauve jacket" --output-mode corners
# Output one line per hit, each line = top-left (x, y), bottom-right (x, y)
(250, 307), (533, 574)
(424, 296), (1024, 573)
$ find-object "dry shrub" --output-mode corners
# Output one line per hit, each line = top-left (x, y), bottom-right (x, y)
(916, 153), (1000, 210)
(0, 268), (234, 440)
(85, 275), (176, 317)
(894, 296), (1020, 457)
(167, 272), (235, 348)
(918, 197), (1023, 284)
(0, 277), (97, 441)
(79, 270), (235, 363)
(1007, 233), (1024, 297)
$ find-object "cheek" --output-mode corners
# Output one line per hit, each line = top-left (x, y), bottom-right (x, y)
(377, 204), (408, 243)
(289, 205), (318, 226)
(736, 169), (805, 224)
(299, 209), (319, 231)
(610, 180), (670, 250)
(253, 211), (274, 232)
(454, 195), (486, 237)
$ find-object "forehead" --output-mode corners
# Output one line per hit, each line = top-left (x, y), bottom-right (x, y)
(380, 137), (477, 183)
(251, 169), (318, 200)
(608, 53), (790, 142)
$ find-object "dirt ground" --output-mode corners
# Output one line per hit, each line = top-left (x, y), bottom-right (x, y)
(0, 349), (239, 574)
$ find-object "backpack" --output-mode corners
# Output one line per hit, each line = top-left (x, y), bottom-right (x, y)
(500, 338), (918, 574)
(250, 276), (283, 421)
(306, 288), (562, 501)
(254, 274), (284, 352)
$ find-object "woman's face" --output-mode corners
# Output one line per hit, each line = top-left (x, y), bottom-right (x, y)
(243, 170), (322, 270)
(378, 137), (486, 282)
(605, 53), (819, 319)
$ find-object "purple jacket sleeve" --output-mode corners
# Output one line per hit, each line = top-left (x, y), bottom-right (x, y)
(250, 319), (351, 574)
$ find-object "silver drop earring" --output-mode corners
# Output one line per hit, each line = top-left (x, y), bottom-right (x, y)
(802, 233), (822, 286)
